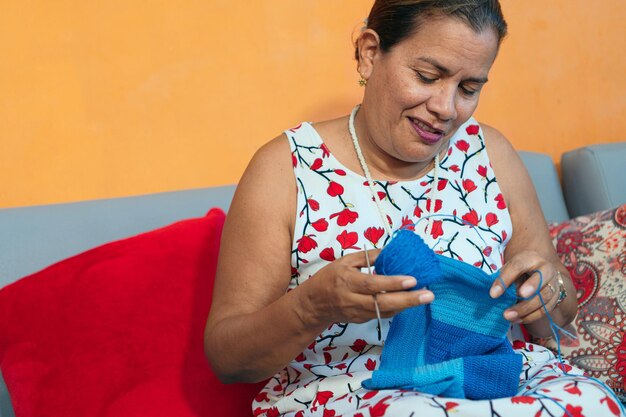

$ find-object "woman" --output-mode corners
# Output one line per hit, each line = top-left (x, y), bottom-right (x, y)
(205, 1), (623, 416)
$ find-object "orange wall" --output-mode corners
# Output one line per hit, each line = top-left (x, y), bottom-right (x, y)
(1, 1), (624, 208)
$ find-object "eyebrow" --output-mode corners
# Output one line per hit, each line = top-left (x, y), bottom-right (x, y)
(417, 56), (489, 84)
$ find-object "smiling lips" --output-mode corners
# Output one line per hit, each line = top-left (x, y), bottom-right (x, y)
(409, 118), (445, 144)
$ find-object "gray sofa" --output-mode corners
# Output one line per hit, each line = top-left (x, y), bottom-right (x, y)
(0, 143), (624, 417)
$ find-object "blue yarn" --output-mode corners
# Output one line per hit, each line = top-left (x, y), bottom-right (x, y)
(363, 229), (522, 399)
(365, 229), (626, 412)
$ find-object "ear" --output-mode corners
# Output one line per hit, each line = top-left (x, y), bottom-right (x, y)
(356, 29), (382, 80)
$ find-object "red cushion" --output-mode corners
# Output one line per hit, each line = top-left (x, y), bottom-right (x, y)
(0, 208), (264, 417)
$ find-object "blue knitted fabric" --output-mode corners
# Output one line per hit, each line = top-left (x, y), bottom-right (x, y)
(362, 230), (523, 399)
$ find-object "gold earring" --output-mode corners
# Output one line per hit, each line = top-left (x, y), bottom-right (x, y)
(358, 77), (367, 87)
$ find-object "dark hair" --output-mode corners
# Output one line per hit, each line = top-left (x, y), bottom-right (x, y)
(355, 0), (507, 60)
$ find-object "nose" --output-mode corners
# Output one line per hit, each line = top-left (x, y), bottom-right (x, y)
(426, 84), (457, 122)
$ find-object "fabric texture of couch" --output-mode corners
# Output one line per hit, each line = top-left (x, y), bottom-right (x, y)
(0, 143), (624, 417)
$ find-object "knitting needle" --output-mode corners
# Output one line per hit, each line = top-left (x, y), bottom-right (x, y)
(364, 247), (383, 345)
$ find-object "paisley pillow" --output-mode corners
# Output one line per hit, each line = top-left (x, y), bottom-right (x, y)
(536, 204), (626, 401)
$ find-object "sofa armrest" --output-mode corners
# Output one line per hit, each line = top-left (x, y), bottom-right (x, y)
(561, 142), (626, 217)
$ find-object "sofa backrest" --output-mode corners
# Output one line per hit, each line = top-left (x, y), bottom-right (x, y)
(562, 142), (626, 217)
(0, 153), (569, 290)
(518, 151), (570, 224)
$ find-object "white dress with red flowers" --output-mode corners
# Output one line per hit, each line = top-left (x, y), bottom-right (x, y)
(252, 118), (624, 417)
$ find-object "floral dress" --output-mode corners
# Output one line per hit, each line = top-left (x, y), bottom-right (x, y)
(252, 118), (624, 417)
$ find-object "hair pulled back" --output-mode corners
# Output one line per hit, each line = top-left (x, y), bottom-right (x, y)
(356, 0), (507, 60)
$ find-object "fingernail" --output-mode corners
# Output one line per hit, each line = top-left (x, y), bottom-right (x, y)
(490, 285), (503, 298)
(419, 292), (434, 303)
(402, 278), (417, 289)
(504, 310), (518, 321)
(520, 285), (535, 298)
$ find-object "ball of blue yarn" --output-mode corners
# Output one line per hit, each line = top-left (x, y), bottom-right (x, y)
(374, 229), (443, 289)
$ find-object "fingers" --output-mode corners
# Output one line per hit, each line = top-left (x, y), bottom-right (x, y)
(490, 250), (563, 324)
(490, 251), (554, 299)
(352, 290), (435, 320)
(504, 280), (560, 323)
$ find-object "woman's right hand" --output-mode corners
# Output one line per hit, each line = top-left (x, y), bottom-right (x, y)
(296, 249), (435, 326)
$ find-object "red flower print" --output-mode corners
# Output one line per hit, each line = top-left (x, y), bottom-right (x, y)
(324, 351), (332, 364)
(426, 199), (442, 213)
(255, 392), (270, 402)
(363, 390), (378, 400)
(430, 220), (444, 239)
(466, 124), (480, 135)
(483, 246), (493, 256)
(329, 208), (359, 226)
(401, 216), (415, 230)
(456, 139), (470, 152)
(437, 178), (448, 191)
(564, 382), (581, 396)
(513, 340), (526, 349)
(314, 391), (333, 406)
(297, 235), (317, 253)
(601, 395), (622, 416)
(319, 247), (336, 261)
(563, 404), (585, 417)
(445, 401), (460, 410)
(495, 193), (507, 209)
(462, 209), (481, 226)
(511, 396), (536, 404)
(365, 358), (377, 370)
(502, 230), (508, 241)
(486, 212), (499, 227)
(463, 179), (477, 193)
(327, 181), (344, 197)
(289, 123), (303, 132)
(308, 198), (320, 211)
(295, 412), (305, 417)
(364, 227), (385, 246)
(350, 338), (367, 352)
(323, 409), (336, 417)
(321, 144), (330, 158)
(449, 164), (460, 173)
(267, 407), (280, 417)
(557, 362), (573, 373)
(414, 205), (423, 217)
(337, 230), (359, 250)
(369, 396), (392, 417)
(292, 153), (297, 168)
(477, 165), (488, 177)
(473, 261), (482, 267)
(354, 414), (365, 417)
(311, 218), (329, 232)
(377, 191), (386, 201)
(310, 158), (323, 171)
(295, 352), (306, 362)
(334, 169), (346, 176)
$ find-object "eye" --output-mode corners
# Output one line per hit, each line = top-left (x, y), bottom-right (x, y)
(459, 85), (479, 97)
(417, 71), (437, 84)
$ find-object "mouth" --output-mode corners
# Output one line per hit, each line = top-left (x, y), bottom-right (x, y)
(409, 117), (445, 144)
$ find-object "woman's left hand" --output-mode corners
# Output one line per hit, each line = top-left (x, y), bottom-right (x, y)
(489, 250), (563, 324)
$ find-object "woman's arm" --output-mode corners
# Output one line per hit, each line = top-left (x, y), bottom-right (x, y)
(204, 134), (432, 383)
(482, 124), (577, 338)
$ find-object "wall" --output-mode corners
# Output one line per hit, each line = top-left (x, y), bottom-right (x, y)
(1, 0), (624, 208)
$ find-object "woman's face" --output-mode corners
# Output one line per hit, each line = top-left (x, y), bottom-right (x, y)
(358, 16), (500, 169)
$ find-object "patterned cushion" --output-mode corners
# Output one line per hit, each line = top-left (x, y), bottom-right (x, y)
(535, 204), (626, 401)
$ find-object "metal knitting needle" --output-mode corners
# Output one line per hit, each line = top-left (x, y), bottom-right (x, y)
(364, 247), (383, 344)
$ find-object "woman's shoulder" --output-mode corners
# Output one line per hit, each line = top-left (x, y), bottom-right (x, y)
(478, 122), (522, 171)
